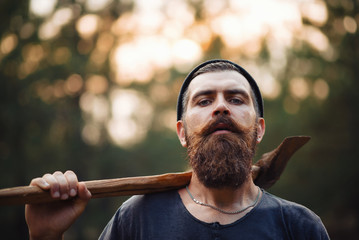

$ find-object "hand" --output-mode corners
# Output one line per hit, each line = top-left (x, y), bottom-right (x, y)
(25, 170), (91, 240)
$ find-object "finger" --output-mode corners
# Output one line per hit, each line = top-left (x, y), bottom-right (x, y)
(64, 170), (78, 197)
(29, 177), (50, 190)
(53, 171), (70, 200)
(77, 182), (92, 201)
(68, 182), (91, 219)
(42, 173), (61, 198)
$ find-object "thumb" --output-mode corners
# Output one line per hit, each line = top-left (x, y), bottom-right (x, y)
(72, 182), (91, 216)
(77, 182), (92, 201)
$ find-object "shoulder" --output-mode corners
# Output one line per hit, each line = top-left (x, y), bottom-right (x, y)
(99, 190), (180, 239)
(114, 189), (180, 223)
(120, 189), (179, 212)
(262, 191), (321, 222)
(261, 191), (329, 239)
(262, 191), (318, 217)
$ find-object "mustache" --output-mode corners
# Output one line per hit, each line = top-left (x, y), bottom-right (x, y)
(199, 115), (249, 137)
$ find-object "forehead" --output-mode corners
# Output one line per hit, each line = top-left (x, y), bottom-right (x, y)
(188, 70), (252, 97)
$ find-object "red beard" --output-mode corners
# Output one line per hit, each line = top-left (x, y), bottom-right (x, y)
(185, 115), (258, 189)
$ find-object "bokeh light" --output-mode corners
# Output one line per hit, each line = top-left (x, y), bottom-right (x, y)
(25, 0), (335, 147)
(107, 89), (153, 148)
(2, 0), (359, 239)
(30, 0), (57, 17)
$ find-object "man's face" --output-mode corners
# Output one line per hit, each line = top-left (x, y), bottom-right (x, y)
(176, 70), (265, 189)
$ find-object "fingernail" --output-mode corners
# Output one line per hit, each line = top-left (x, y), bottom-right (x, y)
(70, 189), (77, 197)
(42, 181), (50, 187)
(53, 191), (60, 198)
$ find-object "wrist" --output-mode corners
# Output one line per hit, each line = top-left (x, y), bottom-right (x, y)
(29, 231), (64, 240)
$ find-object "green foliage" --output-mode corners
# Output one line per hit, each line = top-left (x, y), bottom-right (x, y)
(0, 0), (358, 239)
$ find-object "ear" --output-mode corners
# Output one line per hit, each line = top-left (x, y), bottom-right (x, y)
(256, 118), (266, 143)
(176, 120), (187, 147)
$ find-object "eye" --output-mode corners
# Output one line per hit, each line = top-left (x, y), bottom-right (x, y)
(198, 99), (212, 106)
(228, 98), (243, 105)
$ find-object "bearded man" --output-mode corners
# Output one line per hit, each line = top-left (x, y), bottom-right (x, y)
(25, 60), (329, 239)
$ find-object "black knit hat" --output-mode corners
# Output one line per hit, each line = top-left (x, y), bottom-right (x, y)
(176, 59), (264, 121)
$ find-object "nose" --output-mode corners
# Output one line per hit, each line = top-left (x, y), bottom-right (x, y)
(213, 99), (230, 116)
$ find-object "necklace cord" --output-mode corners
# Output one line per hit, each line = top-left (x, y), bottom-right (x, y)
(186, 186), (261, 215)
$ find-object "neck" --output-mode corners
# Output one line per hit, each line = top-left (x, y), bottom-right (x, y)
(188, 172), (258, 209)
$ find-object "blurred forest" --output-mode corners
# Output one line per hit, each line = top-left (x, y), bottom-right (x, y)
(0, 0), (358, 239)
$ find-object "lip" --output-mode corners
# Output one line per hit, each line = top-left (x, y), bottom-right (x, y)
(211, 123), (232, 135)
(212, 129), (232, 135)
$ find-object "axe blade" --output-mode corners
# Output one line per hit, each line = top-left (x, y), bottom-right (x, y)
(252, 136), (311, 189)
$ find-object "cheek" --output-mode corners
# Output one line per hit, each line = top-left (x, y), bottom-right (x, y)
(233, 107), (257, 128)
(184, 111), (208, 134)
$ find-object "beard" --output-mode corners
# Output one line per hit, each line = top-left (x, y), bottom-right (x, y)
(185, 115), (258, 189)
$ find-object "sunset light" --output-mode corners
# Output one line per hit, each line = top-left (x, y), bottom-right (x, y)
(24, 0), (334, 147)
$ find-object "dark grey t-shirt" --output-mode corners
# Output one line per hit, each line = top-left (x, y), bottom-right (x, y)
(99, 189), (329, 240)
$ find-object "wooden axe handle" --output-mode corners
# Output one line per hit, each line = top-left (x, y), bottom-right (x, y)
(0, 136), (310, 205)
(0, 172), (192, 205)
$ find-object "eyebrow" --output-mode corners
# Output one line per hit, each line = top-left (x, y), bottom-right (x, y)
(226, 89), (250, 98)
(191, 90), (215, 102)
(191, 88), (250, 102)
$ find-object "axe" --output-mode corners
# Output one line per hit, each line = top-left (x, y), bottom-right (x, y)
(0, 136), (310, 205)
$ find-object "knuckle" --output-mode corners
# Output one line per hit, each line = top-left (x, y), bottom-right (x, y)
(65, 170), (78, 183)
(43, 173), (52, 178)
(53, 171), (63, 176)
(30, 177), (41, 186)
(64, 170), (75, 176)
